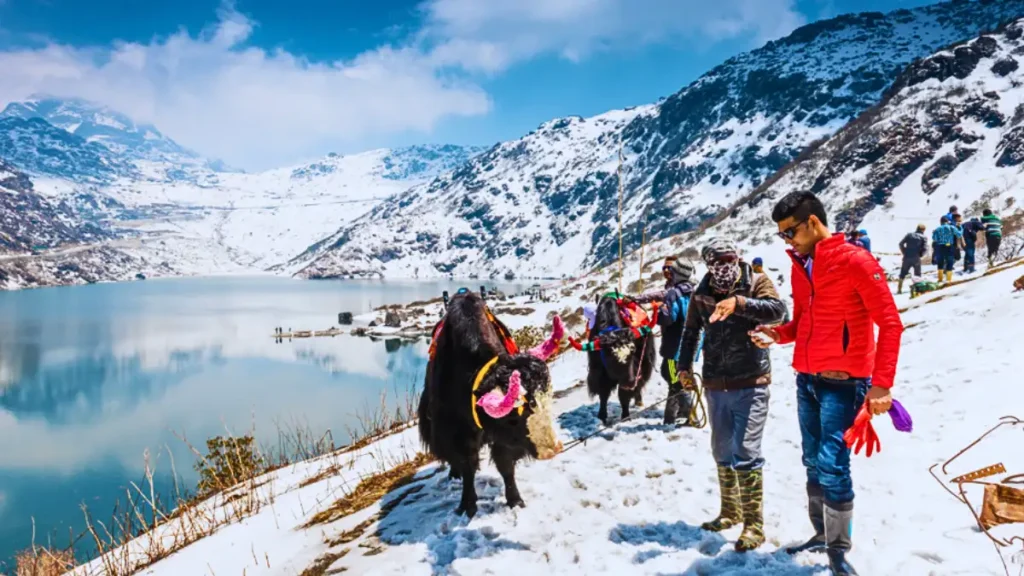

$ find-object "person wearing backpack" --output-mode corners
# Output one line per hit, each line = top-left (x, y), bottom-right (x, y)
(982, 208), (1002, 266)
(898, 224), (928, 294)
(676, 238), (787, 553)
(654, 256), (698, 426)
(932, 216), (962, 284)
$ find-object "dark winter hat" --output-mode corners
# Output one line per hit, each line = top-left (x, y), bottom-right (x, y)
(752, 257), (763, 266)
(665, 257), (695, 284)
(701, 237), (738, 263)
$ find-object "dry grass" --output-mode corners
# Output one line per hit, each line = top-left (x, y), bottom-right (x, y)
(492, 306), (535, 316)
(14, 546), (75, 576)
(562, 307), (585, 331)
(554, 380), (586, 400)
(63, 411), (366, 576)
(299, 548), (350, 576)
(327, 517), (378, 547)
(304, 453), (435, 528)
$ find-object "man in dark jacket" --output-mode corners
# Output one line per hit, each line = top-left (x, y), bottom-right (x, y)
(677, 237), (787, 553)
(898, 224), (928, 294)
(654, 256), (698, 425)
(961, 217), (983, 274)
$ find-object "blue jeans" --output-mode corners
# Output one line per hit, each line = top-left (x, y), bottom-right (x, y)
(796, 374), (869, 505)
(964, 243), (976, 272)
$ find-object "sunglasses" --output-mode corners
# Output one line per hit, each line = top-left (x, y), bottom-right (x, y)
(777, 219), (808, 240)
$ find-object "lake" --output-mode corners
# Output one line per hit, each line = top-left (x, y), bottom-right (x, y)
(0, 275), (528, 570)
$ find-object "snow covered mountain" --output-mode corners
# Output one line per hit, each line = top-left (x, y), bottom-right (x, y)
(0, 116), (137, 183)
(0, 159), (111, 253)
(292, 0), (1024, 281)
(690, 17), (1024, 275)
(0, 97), (486, 287)
(0, 97), (229, 183)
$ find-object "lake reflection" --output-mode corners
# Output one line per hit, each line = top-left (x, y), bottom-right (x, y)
(0, 276), (525, 568)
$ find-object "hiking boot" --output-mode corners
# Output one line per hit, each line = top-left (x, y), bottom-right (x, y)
(786, 484), (826, 555)
(701, 465), (740, 532)
(824, 501), (858, 575)
(735, 468), (765, 551)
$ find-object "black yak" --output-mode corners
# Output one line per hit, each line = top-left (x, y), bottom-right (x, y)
(578, 293), (656, 424)
(418, 290), (563, 518)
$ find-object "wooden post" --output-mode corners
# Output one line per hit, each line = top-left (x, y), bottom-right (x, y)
(617, 139), (624, 295)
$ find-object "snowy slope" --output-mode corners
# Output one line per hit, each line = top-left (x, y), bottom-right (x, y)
(293, 0), (1024, 281)
(91, 144), (486, 272)
(68, 256), (1024, 576)
(0, 159), (111, 254)
(678, 18), (1024, 284)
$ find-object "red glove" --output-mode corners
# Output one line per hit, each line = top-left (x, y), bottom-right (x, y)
(844, 404), (881, 457)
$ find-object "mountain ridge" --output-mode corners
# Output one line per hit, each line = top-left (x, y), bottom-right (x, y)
(290, 0), (1024, 281)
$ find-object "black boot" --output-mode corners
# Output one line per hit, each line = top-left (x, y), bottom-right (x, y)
(786, 484), (826, 554)
(663, 394), (680, 425)
(824, 501), (858, 576)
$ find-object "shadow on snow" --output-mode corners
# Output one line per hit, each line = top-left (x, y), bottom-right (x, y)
(612, 521), (827, 575)
(373, 464), (530, 575)
(558, 401), (683, 442)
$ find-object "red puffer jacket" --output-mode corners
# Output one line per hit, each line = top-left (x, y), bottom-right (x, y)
(776, 233), (903, 388)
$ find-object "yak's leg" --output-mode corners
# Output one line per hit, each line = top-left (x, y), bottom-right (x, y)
(448, 463), (462, 481)
(454, 450), (480, 518)
(619, 385), (633, 421)
(597, 388), (610, 424)
(491, 444), (525, 509)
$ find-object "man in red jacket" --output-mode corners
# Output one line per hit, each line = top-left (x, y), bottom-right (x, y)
(751, 191), (902, 576)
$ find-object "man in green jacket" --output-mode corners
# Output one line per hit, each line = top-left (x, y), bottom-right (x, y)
(982, 209), (1002, 266)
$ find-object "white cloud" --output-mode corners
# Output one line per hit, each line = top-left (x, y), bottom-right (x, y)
(0, 0), (807, 170)
(0, 7), (491, 171)
(419, 0), (807, 73)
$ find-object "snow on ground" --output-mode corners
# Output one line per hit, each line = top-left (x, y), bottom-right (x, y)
(71, 255), (1024, 576)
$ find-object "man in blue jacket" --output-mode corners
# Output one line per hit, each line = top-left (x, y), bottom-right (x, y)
(932, 216), (963, 283)
(856, 229), (871, 253)
(657, 256), (698, 425)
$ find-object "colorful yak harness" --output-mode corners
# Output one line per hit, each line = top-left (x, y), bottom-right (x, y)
(470, 356), (525, 428)
(567, 293), (658, 353)
(427, 297), (524, 429)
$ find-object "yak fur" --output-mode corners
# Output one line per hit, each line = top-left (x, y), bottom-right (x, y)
(418, 291), (560, 518)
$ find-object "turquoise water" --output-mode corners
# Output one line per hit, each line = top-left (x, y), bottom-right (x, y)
(0, 276), (526, 570)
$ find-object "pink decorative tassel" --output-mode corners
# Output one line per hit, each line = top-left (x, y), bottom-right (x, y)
(477, 370), (523, 419)
(528, 315), (564, 361)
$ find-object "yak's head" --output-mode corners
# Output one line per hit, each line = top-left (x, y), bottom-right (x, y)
(444, 291), (564, 460)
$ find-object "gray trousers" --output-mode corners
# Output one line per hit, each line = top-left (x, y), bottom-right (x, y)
(706, 386), (770, 471)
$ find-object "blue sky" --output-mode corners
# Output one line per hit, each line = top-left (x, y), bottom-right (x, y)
(0, 0), (938, 170)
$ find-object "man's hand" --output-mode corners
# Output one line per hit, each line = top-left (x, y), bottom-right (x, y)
(680, 370), (696, 391)
(865, 386), (893, 416)
(749, 325), (780, 349)
(709, 297), (737, 323)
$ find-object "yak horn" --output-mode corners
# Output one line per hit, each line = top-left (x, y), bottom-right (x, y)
(528, 315), (564, 361)
(477, 370), (523, 419)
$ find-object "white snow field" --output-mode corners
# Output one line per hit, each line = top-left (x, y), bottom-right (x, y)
(68, 256), (1024, 576)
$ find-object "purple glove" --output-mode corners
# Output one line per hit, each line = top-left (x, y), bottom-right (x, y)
(888, 399), (913, 433)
